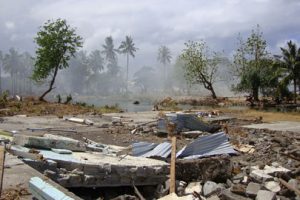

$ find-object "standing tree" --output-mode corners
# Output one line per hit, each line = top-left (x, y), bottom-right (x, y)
(232, 26), (270, 101)
(119, 36), (137, 92)
(180, 40), (221, 99)
(157, 45), (172, 88)
(32, 19), (82, 101)
(0, 51), (2, 93)
(276, 41), (300, 104)
(3, 48), (22, 95)
(102, 36), (119, 75)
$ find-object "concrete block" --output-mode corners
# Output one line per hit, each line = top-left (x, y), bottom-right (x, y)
(246, 182), (261, 197)
(184, 182), (202, 195)
(250, 169), (273, 183)
(264, 181), (281, 193)
(256, 190), (276, 200)
(203, 181), (221, 197)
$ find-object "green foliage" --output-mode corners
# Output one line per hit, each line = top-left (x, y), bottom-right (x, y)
(275, 40), (300, 103)
(64, 94), (72, 104)
(56, 94), (61, 103)
(180, 40), (220, 99)
(32, 19), (82, 101)
(232, 25), (270, 101)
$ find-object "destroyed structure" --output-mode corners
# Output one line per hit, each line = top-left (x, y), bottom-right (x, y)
(0, 110), (299, 200)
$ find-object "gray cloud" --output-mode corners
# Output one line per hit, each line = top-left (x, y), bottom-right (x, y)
(1, 0), (300, 73)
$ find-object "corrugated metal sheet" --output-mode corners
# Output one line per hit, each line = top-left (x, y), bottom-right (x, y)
(176, 132), (237, 159)
(132, 142), (158, 157)
(132, 142), (171, 158)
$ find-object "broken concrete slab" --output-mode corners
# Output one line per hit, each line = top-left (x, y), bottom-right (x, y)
(246, 182), (261, 197)
(256, 190), (276, 200)
(264, 181), (281, 193)
(250, 169), (274, 183)
(13, 134), (86, 152)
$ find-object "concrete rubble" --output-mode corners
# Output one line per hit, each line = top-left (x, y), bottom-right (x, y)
(1, 111), (299, 199)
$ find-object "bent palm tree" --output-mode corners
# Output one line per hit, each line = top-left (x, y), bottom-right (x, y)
(279, 41), (300, 104)
(119, 36), (137, 92)
(157, 46), (172, 88)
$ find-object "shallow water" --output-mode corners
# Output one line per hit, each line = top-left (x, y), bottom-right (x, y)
(79, 96), (299, 113)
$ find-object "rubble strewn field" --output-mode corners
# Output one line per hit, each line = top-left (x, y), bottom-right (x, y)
(0, 101), (299, 200)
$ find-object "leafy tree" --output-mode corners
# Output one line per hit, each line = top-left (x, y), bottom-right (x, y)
(180, 40), (220, 99)
(276, 41), (300, 103)
(119, 36), (138, 91)
(157, 45), (172, 87)
(32, 19), (83, 101)
(232, 26), (270, 101)
(102, 36), (119, 75)
(133, 66), (155, 93)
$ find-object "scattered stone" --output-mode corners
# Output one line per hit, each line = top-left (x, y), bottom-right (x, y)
(250, 169), (273, 183)
(246, 182), (261, 197)
(184, 182), (202, 195)
(207, 195), (220, 200)
(230, 183), (246, 195)
(203, 181), (219, 197)
(256, 190), (276, 200)
(264, 181), (281, 193)
(221, 189), (251, 200)
(263, 165), (290, 176)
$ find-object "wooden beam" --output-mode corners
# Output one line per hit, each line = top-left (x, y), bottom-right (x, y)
(0, 145), (6, 197)
(279, 178), (300, 197)
(169, 136), (177, 194)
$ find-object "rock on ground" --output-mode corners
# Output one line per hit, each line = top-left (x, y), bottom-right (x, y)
(256, 190), (276, 200)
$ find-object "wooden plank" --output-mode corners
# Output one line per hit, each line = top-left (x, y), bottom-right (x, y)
(0, 145), (5, 197)
(169, 136), (176, 194)
(279, 178), (300, 196)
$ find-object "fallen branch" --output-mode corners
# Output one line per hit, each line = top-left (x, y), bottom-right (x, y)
(279, 178), (300, 197)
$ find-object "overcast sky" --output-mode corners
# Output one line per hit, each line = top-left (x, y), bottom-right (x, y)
(1, 0), (300, 73)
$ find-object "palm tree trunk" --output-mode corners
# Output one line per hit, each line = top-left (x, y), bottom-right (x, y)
(126, 53), (129, 92)
(294, 78), (297, 104)
(163, 64), (166, 90)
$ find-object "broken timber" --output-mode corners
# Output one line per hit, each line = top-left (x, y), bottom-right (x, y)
(0, 146), (5, 196)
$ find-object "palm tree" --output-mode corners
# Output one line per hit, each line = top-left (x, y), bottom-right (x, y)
(119, 36), (137, 91)
(157, 46), (172, 88)
(279, 41), (300, 104)
(3, 48), (22, 95)
(0, 51), (3, 93)
(102, 36), (119, 74)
